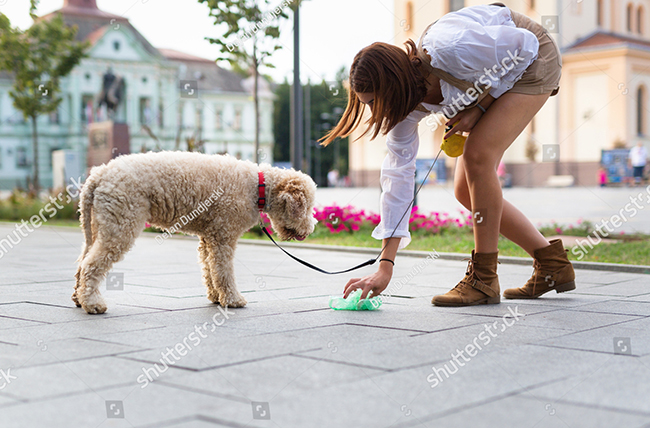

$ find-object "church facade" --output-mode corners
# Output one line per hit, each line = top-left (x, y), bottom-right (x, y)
(349, 0), (650, 187)
(0, 0), (274, 189)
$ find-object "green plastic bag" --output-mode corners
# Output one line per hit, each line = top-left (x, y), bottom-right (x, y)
(329, 290), (382, 311)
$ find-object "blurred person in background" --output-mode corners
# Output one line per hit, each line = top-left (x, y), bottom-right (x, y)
(629, 142), (648, 186)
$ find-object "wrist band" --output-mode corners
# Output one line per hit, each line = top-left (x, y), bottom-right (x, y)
(379, 258), (395, 266)
(476, 103), (487, 114)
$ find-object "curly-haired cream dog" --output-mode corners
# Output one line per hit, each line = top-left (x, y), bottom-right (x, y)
(73, 151), (317, 314)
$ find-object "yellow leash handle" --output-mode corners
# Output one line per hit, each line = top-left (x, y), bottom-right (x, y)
(441, 121), (466, 157)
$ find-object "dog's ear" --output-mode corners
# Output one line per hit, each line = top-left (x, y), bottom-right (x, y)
(277, 176), (308, 217)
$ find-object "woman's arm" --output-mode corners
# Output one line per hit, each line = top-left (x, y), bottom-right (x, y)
(444, 95), (496, 139)
(342, 110), (427, 299)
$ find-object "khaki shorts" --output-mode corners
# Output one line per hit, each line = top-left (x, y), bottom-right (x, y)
(508, 10), (562, 96)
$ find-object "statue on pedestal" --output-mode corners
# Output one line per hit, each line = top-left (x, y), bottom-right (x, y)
(97, 67), (125, 121)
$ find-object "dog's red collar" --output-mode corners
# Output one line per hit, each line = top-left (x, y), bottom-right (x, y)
(257, 171), (266, 211)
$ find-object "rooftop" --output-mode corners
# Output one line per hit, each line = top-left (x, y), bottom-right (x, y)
(565, 30), (650, 54)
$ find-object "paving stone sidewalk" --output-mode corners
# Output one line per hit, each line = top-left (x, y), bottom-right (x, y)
(0, 224), (649, 428)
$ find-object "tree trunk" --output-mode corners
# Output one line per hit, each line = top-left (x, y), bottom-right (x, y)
(253, 46), (260, 164)
(31, 115), (40, 193)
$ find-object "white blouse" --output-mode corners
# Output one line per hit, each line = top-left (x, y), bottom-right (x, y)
(371, 5), (539, 249)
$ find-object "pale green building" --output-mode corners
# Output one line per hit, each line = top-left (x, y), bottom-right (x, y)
(0, 0), (274, 190)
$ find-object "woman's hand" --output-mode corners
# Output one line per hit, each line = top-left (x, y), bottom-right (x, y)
(444, 107), (483, 139)
(343, 262), (393, 300)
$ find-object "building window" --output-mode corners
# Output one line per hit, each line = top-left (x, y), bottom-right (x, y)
(139, 97), (152, 125)
(597, 0), (603, 26)
(233, 108), (242, 131)
(158, 102), (164, 128)
(405, 1), (414, 32)
(81, 94), (94, 123)
(113, 41), (120, 51)
(16, 147), (29, 168)
(215, 109), (223, 130)
(196, 107), (203, 131)
(638, 6), (645, 35)
(449, 0), (464, 12)
(48, 109), (60, 125)
(637, 86), (646, 136)
(627, 3), (634, 32)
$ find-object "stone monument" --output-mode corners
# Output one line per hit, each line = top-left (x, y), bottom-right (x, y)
(87, 67), (130, 172)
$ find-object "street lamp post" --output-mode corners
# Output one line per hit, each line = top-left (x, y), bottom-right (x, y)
(304, 78), (311, 176)
(291, 4), (303, 171)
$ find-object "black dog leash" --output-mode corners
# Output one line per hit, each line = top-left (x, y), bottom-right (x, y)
(260, 226), (377, 274)
(260, 148), (443, 275)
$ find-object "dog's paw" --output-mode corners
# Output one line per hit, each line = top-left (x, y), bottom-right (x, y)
(206, 289), (220, 304)
(71, 293), (82, 307)
(81, 294), (108, 314)
(219, 291), (247, 308)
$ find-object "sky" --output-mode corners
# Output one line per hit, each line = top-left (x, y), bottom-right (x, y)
(0, 0), (397, 84)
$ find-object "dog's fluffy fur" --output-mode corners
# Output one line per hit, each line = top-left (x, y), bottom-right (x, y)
(73, 151), (317, 314)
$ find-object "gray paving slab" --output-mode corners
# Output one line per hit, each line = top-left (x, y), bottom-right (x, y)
(574, 278), (650, 297)
(300, 322), (572, 371)
(537, 315), (650, 356)
(120, 323), (416, 371)
(0, 383), (260, 428)
(415, 394), (650, 428)
(520, 355), (650, 414)
(0, 316), (165, 346)
(511, 308), (644, 332)
(0, 336), (143, 369)
(570, 271), (648, 286)
(0, 224), (648, 427)
(146, 419), (231, 428)
(0, 394), (21, 406)
(574, 299), (650, 316)
(244, 351), (591, 428)
(0, 316), (45, 330)
(0, 301), (161, 324)
(3, 356), (187, 401)
(158, 354), (386, 402)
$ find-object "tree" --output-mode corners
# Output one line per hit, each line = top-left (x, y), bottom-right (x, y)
(273, 79), (291, 161)
(199, 0), (300, 163)
(0, 1), (88, 192)
(273, 68), (349, 186)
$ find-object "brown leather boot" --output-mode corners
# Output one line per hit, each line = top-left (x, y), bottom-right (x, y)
(432, 250), (500, 307)
(503, 239), (576, 299)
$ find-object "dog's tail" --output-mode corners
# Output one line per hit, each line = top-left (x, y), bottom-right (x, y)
(77, 165), (106, 261)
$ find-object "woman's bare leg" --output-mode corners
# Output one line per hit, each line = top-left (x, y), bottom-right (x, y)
(432, 92), (556, 307)
(461, 92), (551, 253)
(454, 156), (549, 257)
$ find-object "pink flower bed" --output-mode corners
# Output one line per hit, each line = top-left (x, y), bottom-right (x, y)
(313, 204), (471, 235)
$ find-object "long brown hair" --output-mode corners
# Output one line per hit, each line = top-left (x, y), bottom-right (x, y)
(319, 40), (427, 146)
